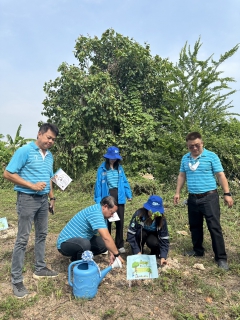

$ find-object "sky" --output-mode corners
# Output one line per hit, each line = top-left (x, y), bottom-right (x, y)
(0, 0), (239, 139)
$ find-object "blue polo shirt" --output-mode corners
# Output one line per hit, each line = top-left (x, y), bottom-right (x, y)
(5, 141), (54, 195)
(180, 148), (223, 194)
(56, 203), (108, 249)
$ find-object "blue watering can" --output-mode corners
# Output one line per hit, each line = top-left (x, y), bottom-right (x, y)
(68, 250), (122, 299)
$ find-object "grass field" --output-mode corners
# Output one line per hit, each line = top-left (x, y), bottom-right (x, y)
(1, 179), (240, 320)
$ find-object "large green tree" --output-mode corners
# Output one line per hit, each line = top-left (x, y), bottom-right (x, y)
(161, 38), (239, 133)
(151, 39), (240, 181)
(42, 30), (240, 181)
(43, 29), (172, 177)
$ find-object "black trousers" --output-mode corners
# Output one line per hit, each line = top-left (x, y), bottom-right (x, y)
(136, 228), (160, 256)
(58, 235), (107, 261)
(187, 192), (227, 261)
(108, 188), (125, 249)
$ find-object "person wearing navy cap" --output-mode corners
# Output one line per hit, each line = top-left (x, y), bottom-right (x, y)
(94, 146), (132, 253)
(127, 195), (169, 265)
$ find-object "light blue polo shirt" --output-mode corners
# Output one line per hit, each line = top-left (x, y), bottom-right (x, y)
(5, 141), (54, 195)
(57, 203), (108, 249)
(180, 148), (223, 194)
(106, 169), (119, 188)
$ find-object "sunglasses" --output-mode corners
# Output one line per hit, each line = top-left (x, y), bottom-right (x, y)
(188, 143), (202, 149)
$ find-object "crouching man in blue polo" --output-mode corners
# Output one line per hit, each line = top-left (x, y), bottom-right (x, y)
(57, 196), (124, 266)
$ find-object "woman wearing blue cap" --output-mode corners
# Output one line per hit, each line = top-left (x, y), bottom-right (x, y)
(94, 146), (132, 253)
(127, 195), (169, 265)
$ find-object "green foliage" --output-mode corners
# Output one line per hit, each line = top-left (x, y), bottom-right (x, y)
(161, 38), (239, 133)
(128, 175), (158, 195)
(5, 124), (33, 154)
(0, 125), (32, 188)
(42, 29), (172, 178)
(42, 30), (240, 182)
(154, 39), (240, 181)
(0, 295), (37, 320)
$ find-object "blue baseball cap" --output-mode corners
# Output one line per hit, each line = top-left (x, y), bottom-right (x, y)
(103, 146), (122, 160)
(143, 195), (164, 214)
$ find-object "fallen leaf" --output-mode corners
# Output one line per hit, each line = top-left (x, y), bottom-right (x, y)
(193, 263), (205, 270)
(177, 230), (188, 236)
(206, 297), (213, 304)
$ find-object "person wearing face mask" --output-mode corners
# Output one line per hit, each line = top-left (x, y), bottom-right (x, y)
(174, 132), (233, 271)
(127, 195), (169, 266)
(94, 146), (132, 254)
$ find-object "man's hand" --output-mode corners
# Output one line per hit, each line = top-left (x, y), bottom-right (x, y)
(174, 194), (180, 205)
(32, 182), (47, 191)
(109, 252), (124, 265)
(160, 258), (168, 266)
(224, 195), (233, 208)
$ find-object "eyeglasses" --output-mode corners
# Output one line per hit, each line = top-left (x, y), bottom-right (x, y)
(188, 144), (201, 149)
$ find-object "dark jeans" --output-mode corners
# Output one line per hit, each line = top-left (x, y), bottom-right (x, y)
(188, 192), (227, 261)
(136, 229), (160, 256)
(59, 236), (107, 261)
(108, 188), (125, 249)
(12, 192), (48, 284)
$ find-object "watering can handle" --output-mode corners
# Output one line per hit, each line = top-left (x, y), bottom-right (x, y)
(68, 260), (86, 287)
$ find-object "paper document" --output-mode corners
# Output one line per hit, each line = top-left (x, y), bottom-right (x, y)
(0, 217), (8, 231)
(51, 168), (72, 190)
(108, 212), (120, 222)
(127, 254), (158, 280)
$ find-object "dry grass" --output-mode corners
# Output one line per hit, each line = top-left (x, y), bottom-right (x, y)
(1, 181), (240, 320)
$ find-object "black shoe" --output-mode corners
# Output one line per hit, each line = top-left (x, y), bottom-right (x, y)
(33, 267), (58, 279)
(12, 282), (29, 298)
(184, 250), (204, 257)
(217, 259), (229, 271)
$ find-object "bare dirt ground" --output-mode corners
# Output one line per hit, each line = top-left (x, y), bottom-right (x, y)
(1, 225), (240, 320)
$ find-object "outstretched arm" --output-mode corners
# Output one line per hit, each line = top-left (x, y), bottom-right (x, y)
(98, 228), (124, 264)
(174, 172), (186, 204)
(215, 172), (233, 208)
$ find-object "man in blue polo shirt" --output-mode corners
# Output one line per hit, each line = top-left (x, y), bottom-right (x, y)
(3, 123), (59, 298)
(57, 196), (124, 266)
(174, 132), (233, 271)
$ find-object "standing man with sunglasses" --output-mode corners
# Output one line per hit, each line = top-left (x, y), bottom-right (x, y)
(3, 123), (59, 298)
(174, 132), (233, 270)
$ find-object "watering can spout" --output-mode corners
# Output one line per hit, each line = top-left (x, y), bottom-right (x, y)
(99, 266), (112, 284)
(98, 256), (122, 284)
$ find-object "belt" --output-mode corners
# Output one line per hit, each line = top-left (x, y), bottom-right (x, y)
(189, 190), (217, 199)
(18, 192), (48, 197)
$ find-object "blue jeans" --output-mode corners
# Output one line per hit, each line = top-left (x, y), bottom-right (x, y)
(188, 192), (227, 261)
(59, 236), (107, 261)
(11, 192), (49, 284)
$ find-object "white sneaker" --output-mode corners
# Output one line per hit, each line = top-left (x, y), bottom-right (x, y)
(118, 247), (126, 253)
(102, 250), (108, 255)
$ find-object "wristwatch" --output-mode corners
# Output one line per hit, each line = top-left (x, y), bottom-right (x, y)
(114, 253), (120, 257)
(223, 192), (232, 196)
(50, 197), (56, 201)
